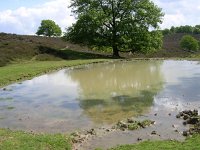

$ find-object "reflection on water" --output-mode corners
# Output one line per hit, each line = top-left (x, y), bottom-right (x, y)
(154, 61), (200, 111)
(0, 60), (200, 132)
(69, 61), (163, 123)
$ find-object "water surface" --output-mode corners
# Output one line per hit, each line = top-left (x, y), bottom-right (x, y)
(0, 60), (200, 133)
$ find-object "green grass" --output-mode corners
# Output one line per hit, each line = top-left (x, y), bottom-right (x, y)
(110, 135), (200, 150)
(0, 128), (71, 150)
(0, 59), (109, 87)
(1, 128), (200, 150)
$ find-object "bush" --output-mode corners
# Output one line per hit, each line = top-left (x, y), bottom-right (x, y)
(180, 35), (199, 51)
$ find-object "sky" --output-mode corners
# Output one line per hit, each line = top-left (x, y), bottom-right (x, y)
(0, 0), (200, 35)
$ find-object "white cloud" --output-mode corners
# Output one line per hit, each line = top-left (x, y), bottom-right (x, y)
(162, 12), (186, 28)
(0, 0), (75, 35)
(152, 0), (200, 29)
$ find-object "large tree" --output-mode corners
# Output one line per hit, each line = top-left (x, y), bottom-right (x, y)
(64, 0), (164, 57)
(36, 20), (62, 37)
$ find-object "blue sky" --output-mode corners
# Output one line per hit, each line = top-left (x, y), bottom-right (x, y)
(0, 0), (200, 35)
(0, 0), (74, 34)
(0, 0), (47, 11)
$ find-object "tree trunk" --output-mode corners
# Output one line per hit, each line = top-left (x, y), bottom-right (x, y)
(113, 45), (120, 57)
(111, 1), (119, 58)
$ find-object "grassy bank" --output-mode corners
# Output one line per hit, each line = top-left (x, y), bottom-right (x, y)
(0, 59), (109, 88)
(0, 129), (71, 150)
(1, 32), (200, 67)
(0, 33), (110, 67)
(110, 135), (200, 150)
(2, 127), (200, 150)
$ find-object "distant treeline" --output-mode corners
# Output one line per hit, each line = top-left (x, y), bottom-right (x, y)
(161, 25), (200, 35)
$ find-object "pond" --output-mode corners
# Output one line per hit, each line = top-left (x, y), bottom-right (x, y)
(0, 60), (200, 133)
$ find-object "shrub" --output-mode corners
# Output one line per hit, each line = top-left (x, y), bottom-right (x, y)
(180, 35), (199, 51)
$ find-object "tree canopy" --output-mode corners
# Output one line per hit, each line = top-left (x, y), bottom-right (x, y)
(36, 20), (62, 37)
(180, 35), (199, 51)
(64, 0), (164, 57)
(162, 25), (200, 35)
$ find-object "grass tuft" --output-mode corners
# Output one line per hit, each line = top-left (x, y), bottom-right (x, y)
(0, 128), (71, 150)
(110, 134), (200, 150)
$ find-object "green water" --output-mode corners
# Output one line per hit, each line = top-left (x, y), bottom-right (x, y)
(70, 61), (163, 123)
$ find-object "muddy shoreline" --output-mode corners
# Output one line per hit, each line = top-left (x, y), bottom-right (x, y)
(71, 99), (200, 150)
(71, 109), (189, 150)
(72, 108), (200, 150)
